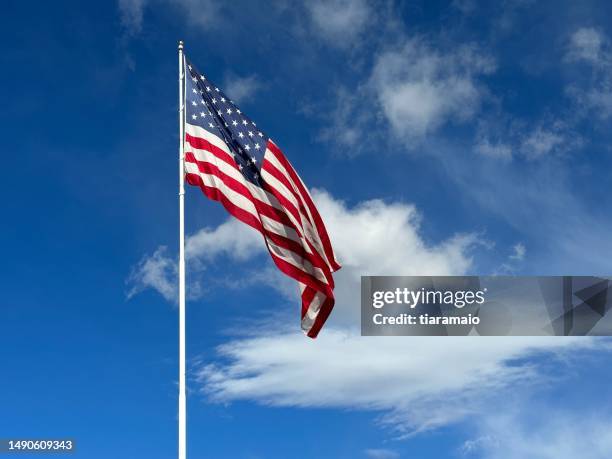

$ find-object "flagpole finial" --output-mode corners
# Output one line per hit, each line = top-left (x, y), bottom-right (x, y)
(178, 40), (184, 50)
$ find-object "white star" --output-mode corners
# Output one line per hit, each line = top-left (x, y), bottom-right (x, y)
(192, 88), (197, 94)
(238, 132), (244, 138)
(191, 77), (197, 82)
(201, 100), (206, 105)
(192, 114), (197, 120)
(188, 65), (192, 70)
(208, 122), (214, 128)
(191, 101), (197, 106)
(245, 144), (251, 151)
(251, 156), (257, 163)
(236, 109), (241, 115)
(206, 86), (211, 92)
(242, 120), (248, 125)
(258, 132), (263, 137)
(248, 131), (253, 137)
(232, 120), (238, 126)
(226, 108), (232, 115)
(221, 97), (226, 103)
(200, 112), (206, 117)
(211, 98), (217, 104)
(254, 143), (260, 149)
(252, 121), (256, 126)
(253, 172), (259, 179)
(200, 75), (206, 80)
(215, 87), (220, 92)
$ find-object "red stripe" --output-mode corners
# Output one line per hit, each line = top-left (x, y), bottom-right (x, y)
(267, 141), (341, 272)
(306, 296), (335, 338)
(261, 159), (314, 230)
(267, 251), (334, 300)
(186, 172), (333, 296)
(185, 132), (235, 168)
(301, 286), (317, 318)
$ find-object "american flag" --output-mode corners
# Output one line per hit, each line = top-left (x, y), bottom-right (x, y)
(182, 57), (341, 338)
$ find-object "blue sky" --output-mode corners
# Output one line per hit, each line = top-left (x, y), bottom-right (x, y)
(2, 0), (612, 458)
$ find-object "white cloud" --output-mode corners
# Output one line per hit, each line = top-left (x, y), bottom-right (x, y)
(127, 192), (606, 440)
(565, 28), (612, 119)
(462, 408), (612, 459)
(199, 330), (598, 436)
(307, 189), (478, 326)
(126, 219), (263, 302)
(127, 195), (597, 438)
(126, 245), (177, 301)
(566, 27), (606, 65)
(169, 0), (222, 28)
(475, 115), (580, 161)
(306, 0), (371, 47)
(118, 0), (148, 35)
(365, 449), (400, 459)
(520, 126), (565, 158)
(452, 0), (476, 15)
(509, 242), (525, 261)
(185, 218), (263, 263)
(495, 242), (526, 274)
(475, 137), (513, 159)
(370, 40), (495, 139)
(223, 74), (262, 104)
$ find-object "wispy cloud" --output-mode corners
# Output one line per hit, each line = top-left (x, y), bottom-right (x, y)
(118, 0), (148, 36)
(126, 245), (177, 301)
(509, 242), (526, 261)
(305, 0), (372, 48)
(566, 27), (608, 66)
(364, 449), (400, 459)
(565, 27), (612, 119)
(323, 38), (496, 150)
(199, 330), (600, 436)
(224, 74), (262, 104)
(168, 0), (223, 28)
(461, 405), (612, 459)
(370, 40), (496, 140)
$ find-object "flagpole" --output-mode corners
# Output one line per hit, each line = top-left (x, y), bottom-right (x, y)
(178, 39), (187, 459)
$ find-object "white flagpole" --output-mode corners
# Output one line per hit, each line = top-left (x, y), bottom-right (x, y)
(177, 39), (187, 459)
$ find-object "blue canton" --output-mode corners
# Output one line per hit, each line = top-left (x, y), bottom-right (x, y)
(184, 57), (268, 186)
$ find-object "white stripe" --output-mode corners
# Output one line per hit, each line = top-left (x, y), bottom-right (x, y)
(185, 161), (259, 217)
(186, 123), (232, 155)
(265, 238), (329, 286)
(260, 214), (304, 247)
(260, 166), (302, 215)
(301, 291), (326, 332)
